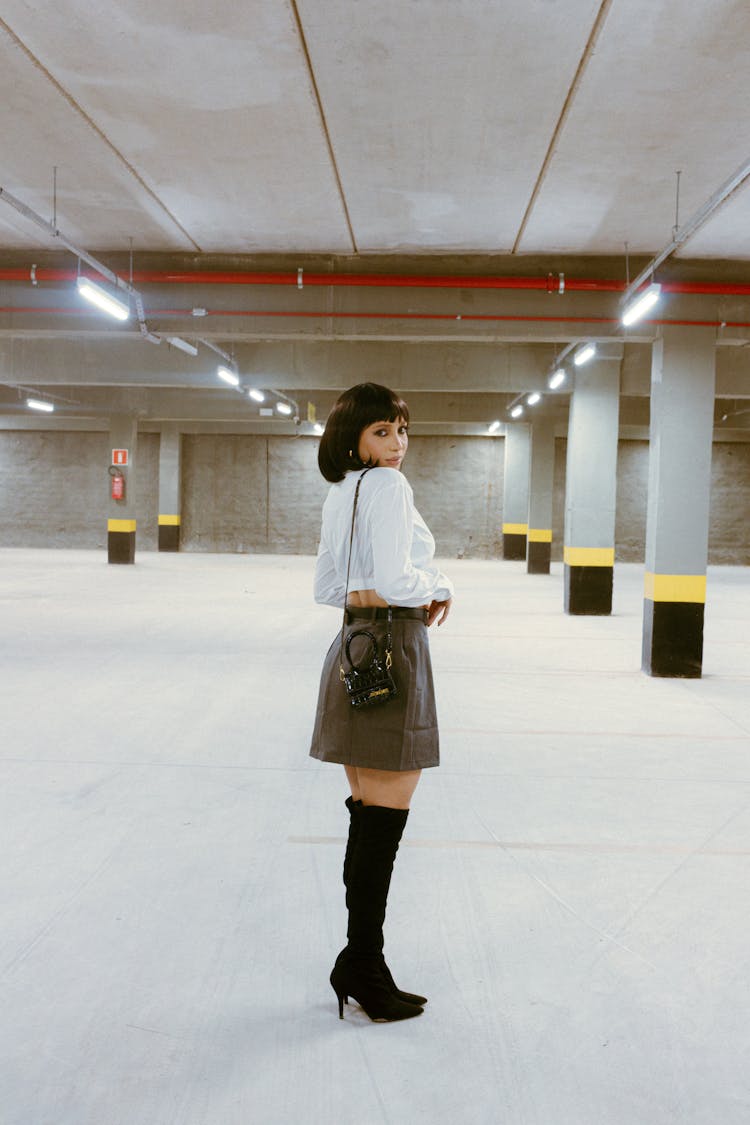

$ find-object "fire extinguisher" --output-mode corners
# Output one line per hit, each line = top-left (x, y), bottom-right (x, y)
(109, 465), (126, 501)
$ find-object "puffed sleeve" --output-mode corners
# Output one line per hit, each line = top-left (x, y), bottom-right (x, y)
(313, 538), (345, 607)
(368, 473), (453, 606)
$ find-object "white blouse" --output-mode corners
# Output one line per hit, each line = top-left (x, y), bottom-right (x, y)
(314, 467), (454, 609)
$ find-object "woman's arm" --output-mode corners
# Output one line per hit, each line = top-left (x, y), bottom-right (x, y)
(369, 474), (454, 607)
(313, 540), (345, 607)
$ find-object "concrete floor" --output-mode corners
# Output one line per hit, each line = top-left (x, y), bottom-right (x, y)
(1, 549), (749, 1125)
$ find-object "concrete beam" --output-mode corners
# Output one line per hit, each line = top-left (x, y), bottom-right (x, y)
(3, 272), (750, 348)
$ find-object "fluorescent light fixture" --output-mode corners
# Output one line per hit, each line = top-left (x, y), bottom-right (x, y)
(527, 392), (541, 406)
(27, 398), (54, 413)
(167, 336), (198, 356)
(248, 388), (265, 403)
(488, 420), (501, 434)
(621, 282), (662, 327)
(574, 342), (597, 366)
(217, 365), (240, 386)
(313, 422), (324, 435)
(548, 368), (566, 390)
(276, 401), (293, 416)
(510, 404), (524, 419)
(76, 276), (130, 321)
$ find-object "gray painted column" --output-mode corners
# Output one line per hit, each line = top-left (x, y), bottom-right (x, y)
(158, 425), (182, 551)
(526, 415), (556, 574)
(563, 352), (622, 614)
(502, 422), (530, 560)
(107, 413), (138, 564)
(642, 325), (716, 677)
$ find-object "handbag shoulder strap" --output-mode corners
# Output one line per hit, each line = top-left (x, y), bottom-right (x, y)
(339, 468), (373, 677)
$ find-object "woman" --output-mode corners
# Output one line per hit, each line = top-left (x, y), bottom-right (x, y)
(310, 382), (453, 1022)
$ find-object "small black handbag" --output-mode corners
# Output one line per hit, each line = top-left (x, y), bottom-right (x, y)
(339, 469), (398, 709)
(341, 622), (397, 708)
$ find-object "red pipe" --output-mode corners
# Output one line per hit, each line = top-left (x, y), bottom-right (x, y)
(2, 265), (750, 295)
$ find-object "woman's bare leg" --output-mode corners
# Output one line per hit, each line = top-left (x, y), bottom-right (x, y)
(355, 767), (421, 809)
(344, 764), (361, 801)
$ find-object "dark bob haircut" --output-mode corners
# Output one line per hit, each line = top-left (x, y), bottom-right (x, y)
(318, 382), (410, 483)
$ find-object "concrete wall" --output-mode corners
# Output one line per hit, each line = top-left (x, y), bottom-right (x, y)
(0, 431), (159, 550)
(710, 442), (750, 564)
(181, 435), (330, 554)
(552, 438), (750, 565)
(1, 429), (749, 563)
(181, 433), (504, 557)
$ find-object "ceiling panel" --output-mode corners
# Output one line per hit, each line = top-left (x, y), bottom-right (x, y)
(1, 1), (352, 253)
(518, 0), (750, 255)
(298, 0), (603, 252)
(676, 192), (750, 259)
(0, 20), (196, 250)
(0, 1), (747, 280)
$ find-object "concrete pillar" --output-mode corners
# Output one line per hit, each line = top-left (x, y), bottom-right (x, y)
(526, 416), (555, 574)
(642, 326), (716, 677)
(107, 414), (138, 564)
(158, 425), (182, 552)
(563, 354), (621, 614)
(502, 423), (530, 559)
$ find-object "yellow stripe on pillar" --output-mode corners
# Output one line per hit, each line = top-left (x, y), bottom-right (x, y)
(528, 528), (552, 543)
(108, 519), (136, 533)
(564, 547), (615, 567)
(502, 522), (528, 535)
(158, 515), (181, 526)
(644, 572), (707, 604)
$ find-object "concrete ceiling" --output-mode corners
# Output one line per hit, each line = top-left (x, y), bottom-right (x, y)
(1, 0), (749, 427)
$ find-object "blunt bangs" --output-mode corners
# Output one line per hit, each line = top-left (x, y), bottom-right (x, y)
(317, 382), (410, 482)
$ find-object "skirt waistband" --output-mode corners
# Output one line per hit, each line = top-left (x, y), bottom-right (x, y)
(345, 606), (427, 624)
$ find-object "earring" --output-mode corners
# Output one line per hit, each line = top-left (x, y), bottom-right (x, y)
(349, 449), (353, 458)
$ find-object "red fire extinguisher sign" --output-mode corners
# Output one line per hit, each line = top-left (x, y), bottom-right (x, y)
(112, 449), (129, 466)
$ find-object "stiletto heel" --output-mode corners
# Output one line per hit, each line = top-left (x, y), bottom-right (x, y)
(330, 970), (349, 1018)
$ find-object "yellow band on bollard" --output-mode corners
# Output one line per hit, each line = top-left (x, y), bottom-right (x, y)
(644, 572), (707, 603)
(564, 547), (615, 567)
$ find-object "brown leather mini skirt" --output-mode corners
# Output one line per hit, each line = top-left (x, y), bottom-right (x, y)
(309, 607), (440, 771)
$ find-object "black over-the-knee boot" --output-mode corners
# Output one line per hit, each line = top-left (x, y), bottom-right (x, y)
(340, 797), (427, 1007)
(330, 805), (423, 1022)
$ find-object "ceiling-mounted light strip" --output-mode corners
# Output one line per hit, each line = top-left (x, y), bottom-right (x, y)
(166, 336), (198, 356)
(488, 420), (501, 434)
(622, 155), (750, 304)
(548, 368), (566, 390)
(27, 397), (54, 412)
(276, 401), (293, 416)
(76, 276), (130, 321)
(248, 388), (265, 403)
(621, 282), (661, 327)
(510, 404), (524, 419)
(217, 365), (240, 386)
(573, 342), (597, 366)
(526, 392), (541, 406)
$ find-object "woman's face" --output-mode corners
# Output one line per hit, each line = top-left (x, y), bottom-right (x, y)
(358, 416), (408, 469)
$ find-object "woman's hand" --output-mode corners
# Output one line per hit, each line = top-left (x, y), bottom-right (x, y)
(426, 597), (452, 627)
